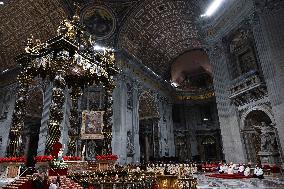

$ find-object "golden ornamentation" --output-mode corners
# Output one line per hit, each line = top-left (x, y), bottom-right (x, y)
(7, 5), (118, 157)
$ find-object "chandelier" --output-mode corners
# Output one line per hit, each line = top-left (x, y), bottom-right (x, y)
(7, 10), (118, 156)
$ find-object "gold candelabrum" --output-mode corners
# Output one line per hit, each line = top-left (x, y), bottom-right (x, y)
(6, 10), (118, 157)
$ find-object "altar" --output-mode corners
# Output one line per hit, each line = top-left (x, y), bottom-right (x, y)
(156, 175), (179, 189)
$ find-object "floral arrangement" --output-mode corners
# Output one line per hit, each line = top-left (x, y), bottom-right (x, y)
(95, 154), (118, 161)
(0, 157), (25, 163)
(49, 158), (68, 169)
(34, 155), (53, 162)
(63, 156), (81, 161)
(0, 155), (80, 164)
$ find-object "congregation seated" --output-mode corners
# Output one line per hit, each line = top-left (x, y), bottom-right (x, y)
(145, 162), (198, 177)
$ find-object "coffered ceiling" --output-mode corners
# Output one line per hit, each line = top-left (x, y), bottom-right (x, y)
(0, 0), (211, 79)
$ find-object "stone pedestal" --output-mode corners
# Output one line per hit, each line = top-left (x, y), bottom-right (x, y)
(258, 151), (280, 165)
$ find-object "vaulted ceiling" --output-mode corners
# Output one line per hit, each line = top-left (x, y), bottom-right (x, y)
(0, 0), (66, 71)
(118, 0), (204, 78)
(0, 0), (209, 79)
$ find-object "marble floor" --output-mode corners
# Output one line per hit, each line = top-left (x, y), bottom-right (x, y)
(0, 175), (284, 189)
(0, 178), (15, 188)
(195, 174), (284, 189)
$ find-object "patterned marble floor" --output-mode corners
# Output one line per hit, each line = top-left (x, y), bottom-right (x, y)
(0, 175), (284, 189)
(0, 178), (15, 188)
(195, 174), (284, 189)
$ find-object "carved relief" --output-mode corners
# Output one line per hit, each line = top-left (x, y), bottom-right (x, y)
(126, 82), (133, 109)
(227, 28), (258, 77)
(253, 122), (278, 153)
(254, 0), (284, 13)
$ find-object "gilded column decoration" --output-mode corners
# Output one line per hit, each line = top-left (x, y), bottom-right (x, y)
(6, 6), (118, 157)
(7, 70), (33, 157)
(45, 71), (66, 154)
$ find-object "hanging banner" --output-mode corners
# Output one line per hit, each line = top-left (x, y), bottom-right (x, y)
(81, 110), (104, 139)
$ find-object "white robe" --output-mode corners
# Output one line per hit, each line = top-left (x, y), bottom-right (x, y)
(244, 167), (250, 176)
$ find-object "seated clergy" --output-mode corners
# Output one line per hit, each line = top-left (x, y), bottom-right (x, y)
(238, 164), (245, 174)
(223, 164), (229, 173)
(244, 166), (251, 176)
(219, 164), (225, 174)
(254, 166), (264, 179)
(227, 163), (234, 175)
(233, 164), (238, 174)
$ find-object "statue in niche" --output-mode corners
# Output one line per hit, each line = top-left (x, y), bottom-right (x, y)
(87, 140), (97, 160)
(253, 122), (278, 152)
(127, 130), (135, 157)
(164, 138), (169, 157)
(229, 30), (249, 53)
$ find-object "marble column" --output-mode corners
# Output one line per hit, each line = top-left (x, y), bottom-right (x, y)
(37, 83), (53, 155)
(112, 75), (128, 164)
(132, 81), (140, 164)
(208, 42), (246, 163)
(158, 96), (175, 157)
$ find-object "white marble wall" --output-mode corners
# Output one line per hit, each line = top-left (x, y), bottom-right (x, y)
(203, 0), (284, 163)
(252, 1), (284, 159)
(111, 57), (175, 164)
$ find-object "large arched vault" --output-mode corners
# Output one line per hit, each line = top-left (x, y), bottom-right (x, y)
(118, 0), (203, 78)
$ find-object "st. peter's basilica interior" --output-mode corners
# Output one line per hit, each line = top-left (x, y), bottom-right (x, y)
(0, 0), (284, 188)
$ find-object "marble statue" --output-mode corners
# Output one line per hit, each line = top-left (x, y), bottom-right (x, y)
(127, 131), (135, 157)
(253, 122), (277, 152)
(87, 140), (97, 160)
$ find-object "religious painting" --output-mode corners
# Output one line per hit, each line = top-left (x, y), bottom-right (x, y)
(82, 6), (116, 39)
(81, 110), (104, 140)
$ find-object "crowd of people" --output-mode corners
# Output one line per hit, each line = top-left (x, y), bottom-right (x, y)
(145, 163), (198, 177)
(114, 160), (269, 179)
(4, 160), (278, 189)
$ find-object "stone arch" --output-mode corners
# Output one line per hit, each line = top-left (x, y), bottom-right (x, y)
(138, 89), (160, 163)
(240, 105), (275, 130)
(241, 105), (276, 163)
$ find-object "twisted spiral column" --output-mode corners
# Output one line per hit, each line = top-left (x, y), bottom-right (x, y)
(67, 86), (81, 156)
(7, 69), (32, 157)
(45, 71), (66, 155)
(102, 81), (115, 155)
